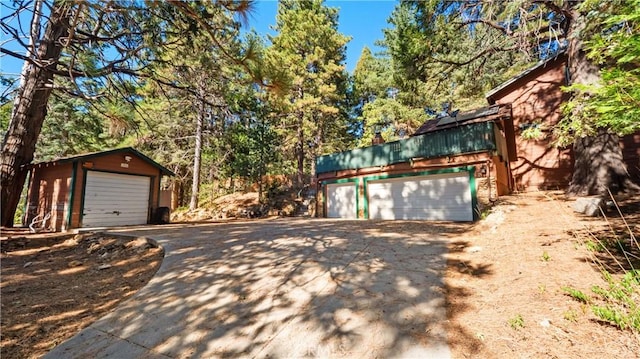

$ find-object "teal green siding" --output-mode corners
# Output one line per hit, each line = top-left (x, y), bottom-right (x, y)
(316, 121), (496, 174)
(65, 161), (78, 230)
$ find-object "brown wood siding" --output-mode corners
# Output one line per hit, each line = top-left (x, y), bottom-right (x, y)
(491, 59), (574, 190)
(622, 134), (640, 184)
(69, 150), (162, 228)
(317, 152), (493, 182)
(26, 162), (72, 231)
(492, 156), (511, 196)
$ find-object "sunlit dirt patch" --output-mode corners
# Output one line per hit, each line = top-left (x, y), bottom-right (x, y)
(444, 191), (640, 358)
(0, 232), (163, 359)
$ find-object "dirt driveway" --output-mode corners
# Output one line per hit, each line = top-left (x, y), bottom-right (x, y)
(45, 219), (468, 358)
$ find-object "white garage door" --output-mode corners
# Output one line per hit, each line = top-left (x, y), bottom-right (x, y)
(367, 172), (472, 221)
(326, 182), (357, 219)
(82, 171), (151, 227)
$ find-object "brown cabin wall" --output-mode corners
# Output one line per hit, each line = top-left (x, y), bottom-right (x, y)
(25, 162), (73, 231)
(622, 133), (640, 184)
(490, 59), (574, 191)
(491, 58), (640, 190)
(69, 151), (163, 228)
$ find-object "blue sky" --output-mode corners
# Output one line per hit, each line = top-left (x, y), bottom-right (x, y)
(0, 1), (398, 84)
(248, 0), (398, 72)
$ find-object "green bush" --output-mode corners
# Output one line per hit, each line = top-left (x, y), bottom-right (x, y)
(508, 314), (525, 330)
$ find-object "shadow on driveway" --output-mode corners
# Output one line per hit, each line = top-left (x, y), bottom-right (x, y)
(46, 218), (472, 358)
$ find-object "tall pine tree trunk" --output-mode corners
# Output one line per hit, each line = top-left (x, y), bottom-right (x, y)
(257, 120), (266, 203)
(565, 8), (637, 196)
(295, 111), (304, 188)
(310, 115), (323, 185)
(568, 130), (637, 195)
(1, 2), (72, 227)
(295, 86), (305, 188)
(189, 92), (205, 211)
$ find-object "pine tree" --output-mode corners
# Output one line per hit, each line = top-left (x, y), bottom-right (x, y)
(0, 0), (254, 225)
(558, 0), (640, 194)
(388, 0), (639, 195)
(265, 0), (351, 188)
(352, 46), (428, 145)
(35, 90), (119, 160)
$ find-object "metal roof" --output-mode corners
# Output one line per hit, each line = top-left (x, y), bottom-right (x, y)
(413, 104), (510, 136)
(317, 121), (497, 174)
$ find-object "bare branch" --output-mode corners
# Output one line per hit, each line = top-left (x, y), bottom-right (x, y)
(0, 47), (30, 62)
(72, 28), (146, 43)
(455, 19), (513, 35)
(431, 45), (519, 67)
(27, 0), (44, 59)
(0, 22), (32, 52)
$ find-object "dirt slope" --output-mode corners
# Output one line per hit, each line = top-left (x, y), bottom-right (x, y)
(446, 191), (640, 358)
(0, 232), (163, 359)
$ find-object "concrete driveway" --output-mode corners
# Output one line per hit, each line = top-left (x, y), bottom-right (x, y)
(45, 218), (465, 358)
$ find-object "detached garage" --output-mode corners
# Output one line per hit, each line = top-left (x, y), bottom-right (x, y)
(24, 147), (173, 232)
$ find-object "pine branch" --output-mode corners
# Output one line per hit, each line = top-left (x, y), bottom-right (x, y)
(430, 45), (519, 66)
(455, 19), (513, 35)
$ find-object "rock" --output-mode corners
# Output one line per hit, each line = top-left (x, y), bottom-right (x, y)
(23, 261), (33, 268)
(87, 242), (101, 254)
(63, 235), (81, 246)
(466, 246), (483, 253)
(98, 264), (112, 270)
(68, 260), (83, 267)
(573, 197), (603, 217)
(84, 234), (101, 242)
(124, 238), (147, 248)
(539, 318), (551, 327)
(125, 238), (150, 250)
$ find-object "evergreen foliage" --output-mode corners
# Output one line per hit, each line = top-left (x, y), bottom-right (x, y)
(351, 46), (428, 145)
(384, 1), (535, 110)
(265, 0), (351, 186)
(557, 0), (640, 146)
(36, 91), (119, 161)
(2, 0), (638, 219)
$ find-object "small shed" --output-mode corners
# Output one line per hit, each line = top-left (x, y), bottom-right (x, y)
(24, 147), (173, 232)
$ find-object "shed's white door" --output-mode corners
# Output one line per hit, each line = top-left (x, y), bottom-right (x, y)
(367, 172), (472, 221)
(82, 171), (151, 227)
(326, 182), (357, 219)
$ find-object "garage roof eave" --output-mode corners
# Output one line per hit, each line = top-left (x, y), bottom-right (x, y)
(27, 147), (175, 176)
(485, 50), (567, 102)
